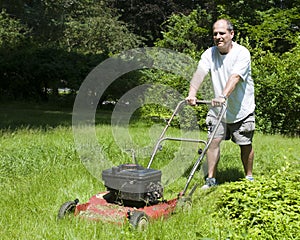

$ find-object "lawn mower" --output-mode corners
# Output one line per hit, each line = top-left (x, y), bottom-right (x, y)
(58, 100), (227, 229)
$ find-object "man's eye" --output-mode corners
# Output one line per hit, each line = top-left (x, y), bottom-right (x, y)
(213, 32), (226, 36)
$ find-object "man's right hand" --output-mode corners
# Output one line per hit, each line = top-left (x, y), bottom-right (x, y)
(211, 96), (226, 107)
(185, 96), (197, 106)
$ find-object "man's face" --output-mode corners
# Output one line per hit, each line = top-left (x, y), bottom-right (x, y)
(213, 20), (234, 54)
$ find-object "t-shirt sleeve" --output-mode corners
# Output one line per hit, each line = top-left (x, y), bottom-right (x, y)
(232, 47), (251, 81)
(197, 48), (211, 75)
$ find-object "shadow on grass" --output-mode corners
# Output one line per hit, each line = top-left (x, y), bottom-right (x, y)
(217, 167), (245, 184)
(0, 101), (113, 130)
(183, 163), (244, 187)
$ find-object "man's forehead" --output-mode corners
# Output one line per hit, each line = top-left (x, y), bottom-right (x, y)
(213, 20), (228, 30)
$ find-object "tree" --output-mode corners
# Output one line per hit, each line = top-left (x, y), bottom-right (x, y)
(106, 0), (205, 46)
(62, 1), (143, 55)
(0, 9), (29, 49)
(156, 8), (212, 57)
(0, 0), (143, 101)
(0, 9), (31, 99)
(239, 7), (300, 53)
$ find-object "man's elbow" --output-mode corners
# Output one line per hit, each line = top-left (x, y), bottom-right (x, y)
(231, 74), (242, 82)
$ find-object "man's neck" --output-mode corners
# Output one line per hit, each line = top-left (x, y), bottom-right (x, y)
(218, 42), (233, 55)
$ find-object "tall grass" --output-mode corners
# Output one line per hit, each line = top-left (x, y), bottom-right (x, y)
(0, 102), (299, 239)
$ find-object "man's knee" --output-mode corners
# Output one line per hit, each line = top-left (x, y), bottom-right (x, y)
(209, 137), (222, 149)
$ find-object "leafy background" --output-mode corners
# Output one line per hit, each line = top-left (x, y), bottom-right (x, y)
(1, 0), (299, 135)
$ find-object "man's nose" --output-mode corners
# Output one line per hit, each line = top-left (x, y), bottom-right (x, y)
(216, 33), (222, 38)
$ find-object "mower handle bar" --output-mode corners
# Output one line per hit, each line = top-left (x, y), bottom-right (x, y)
(147, 99), (226, 169)
(147, 99), (227, 197)
(195, 100), (212, 105)
(181, 101), (227, 196)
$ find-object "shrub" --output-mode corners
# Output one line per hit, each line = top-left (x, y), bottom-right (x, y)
(251, 44), (300, 135)
(216, 163), (300, 239)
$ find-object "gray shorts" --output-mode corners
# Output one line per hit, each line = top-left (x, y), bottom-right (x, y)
(206, 113), (255, 145)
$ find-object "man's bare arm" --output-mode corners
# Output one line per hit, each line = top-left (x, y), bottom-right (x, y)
(186, 67), (207, 105)
(212, 73), (241, 106)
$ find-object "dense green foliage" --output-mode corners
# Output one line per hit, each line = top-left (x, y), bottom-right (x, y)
(216, 164), (300, 239)
(252, 45), (300, 135)
(0, 0), (299, 134)
(0, 9), (29, 48)
(156, 8), (212, 57)
(108, 0), (298, 45)
(0, 0), (142, 101)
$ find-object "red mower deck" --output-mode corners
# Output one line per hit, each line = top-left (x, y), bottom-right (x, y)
(75, 192), (178, 225)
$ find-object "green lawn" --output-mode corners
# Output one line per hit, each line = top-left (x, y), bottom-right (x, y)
(0, 102), (299, 239)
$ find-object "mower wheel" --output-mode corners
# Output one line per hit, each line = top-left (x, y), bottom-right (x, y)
(176, 197), (192, 212)
(129, 211), (149, 230)
(57, 199), (79, 220)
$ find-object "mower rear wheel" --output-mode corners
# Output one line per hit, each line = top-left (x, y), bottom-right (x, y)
(57, 199), (79, 220)
(129, 211), (149, 230)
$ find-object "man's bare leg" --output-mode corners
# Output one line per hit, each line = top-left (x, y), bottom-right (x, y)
(240, 144), (254, 177)
(206, 138), (223, 178)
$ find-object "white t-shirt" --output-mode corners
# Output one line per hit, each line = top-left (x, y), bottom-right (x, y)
(198, 42), (255, 123)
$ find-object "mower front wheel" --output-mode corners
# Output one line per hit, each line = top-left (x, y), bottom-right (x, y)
(57, 199), (79, 220)
(129, 211), (149, 230)
(176, 197), (192, 212)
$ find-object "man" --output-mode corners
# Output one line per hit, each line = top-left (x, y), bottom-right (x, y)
(186, 19), (255, 189)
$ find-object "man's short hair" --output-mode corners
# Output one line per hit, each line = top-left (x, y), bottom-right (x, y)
(226, 20), (234, 31)
(214, 19), (234, 31)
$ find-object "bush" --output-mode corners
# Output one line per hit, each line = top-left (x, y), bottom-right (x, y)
(216, 163), (300, 239)
(0, 45), (104, 101)
(251, 44), (300, 135)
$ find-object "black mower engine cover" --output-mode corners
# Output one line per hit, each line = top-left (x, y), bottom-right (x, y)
(102, 164), (163, 204)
